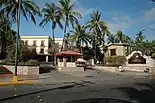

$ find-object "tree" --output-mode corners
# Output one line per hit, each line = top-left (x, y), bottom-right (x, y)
(1, 0), (41, 24)
(0, 12), (16, 59)
(87, 10), (109, 62)
(107, 34), (116, 44)
(70, 24), (90, 52)
(115, 31), (126, 43)
(0, 0), (40, 79)
(6, 40), (37, 61)
(40, 3), (63, 65)
(87, 10), (109, 46)
(135, 31), (145, 43)
(59, 0), (82, 51)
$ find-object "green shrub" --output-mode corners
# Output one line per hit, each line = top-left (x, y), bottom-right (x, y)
(104, 56), (126, 65)
(25, 60), (40, 66)
(152, 53), (155, 59)
(0, 60), (40, 66)
(0, 60), (15, 65)
(18, 62), (25, 66)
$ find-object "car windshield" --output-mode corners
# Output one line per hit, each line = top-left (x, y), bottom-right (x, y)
(0, 0), (155, 103)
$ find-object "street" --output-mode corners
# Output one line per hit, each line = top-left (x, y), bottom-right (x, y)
(0, 70), (154, 103)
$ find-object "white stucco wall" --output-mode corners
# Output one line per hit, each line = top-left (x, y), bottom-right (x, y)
(21, 36), (63, 55)
(21, 36), (49, 54)
(3, 65), (39, 75)
(107, 45), (126, 56)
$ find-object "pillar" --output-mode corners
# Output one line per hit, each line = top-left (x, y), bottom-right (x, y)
(63, 57), (67, 67)
(46, 56), (48, 62)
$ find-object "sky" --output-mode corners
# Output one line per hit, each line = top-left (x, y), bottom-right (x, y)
(14, 0), (155, 41)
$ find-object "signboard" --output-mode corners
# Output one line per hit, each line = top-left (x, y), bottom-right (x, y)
(128, 53), (146, 64)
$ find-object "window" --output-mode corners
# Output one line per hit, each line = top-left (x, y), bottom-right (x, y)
(33, 41), (37, 46)
(40, 48), (44, 54)
(25, 40), (28, 45)
(110, 49), (116, 56)
(41, 40), (44, 46)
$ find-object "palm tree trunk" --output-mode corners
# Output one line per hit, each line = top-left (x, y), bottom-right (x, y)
(94, 34), (97, 64)
(15, 0), (21, 77)
(0, 41), (2, 58)
(52, 28), (56, 66)
(61, 18), (67, 52)
(80, 41), (82, 53)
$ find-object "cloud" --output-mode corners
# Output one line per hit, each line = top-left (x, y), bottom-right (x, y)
(74, 8), (94, 18)
(107, 15), (131, 33)
(144, 7), (155, 21)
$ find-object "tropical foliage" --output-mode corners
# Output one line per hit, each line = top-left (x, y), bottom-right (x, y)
(70, 24), (90, 52)
(59, 0), (82, 50)
(0, 0), (41, 24)
(0, 0), (155, 64)
(0, 12), (16, 59)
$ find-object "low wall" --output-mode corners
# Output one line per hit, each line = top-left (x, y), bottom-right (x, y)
(66, 62), (76, 67)
(58, 62), (76, 67)
(123, 66), (155, 73)
(3, 65), (39, 75)
(57, 67), (84, 72)
(95, 66), (118, 73)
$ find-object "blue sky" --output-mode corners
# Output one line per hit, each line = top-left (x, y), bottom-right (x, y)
(14, 0), (155, 40)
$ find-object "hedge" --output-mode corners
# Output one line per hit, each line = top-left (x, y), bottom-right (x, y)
(0, 60), (40, 66)
(104, 56), (127, 66)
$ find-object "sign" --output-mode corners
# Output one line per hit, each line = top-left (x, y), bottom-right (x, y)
(128, 53), (146, 64)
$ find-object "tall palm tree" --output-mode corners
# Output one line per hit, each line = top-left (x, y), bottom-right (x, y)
(59, 0), (82, 51)
(1, 0), (41, 24)
(87, 10), (109, 45)
(70, 24), (90, 52)
(115, 31), (126, 43)
(135, 31), (145, 43)
(39, 3), (63, 65)
(87, 10), (109, 62)
(0, 0), (40, 80)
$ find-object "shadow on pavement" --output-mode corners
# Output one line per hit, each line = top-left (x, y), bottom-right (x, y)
(39, 66), (57, 74)
(113, 79), (155, 103)
(0, 80), (94, 102)
(66, 98), (134, 103)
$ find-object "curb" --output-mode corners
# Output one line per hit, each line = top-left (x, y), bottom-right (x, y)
(0, 81), (39, 86)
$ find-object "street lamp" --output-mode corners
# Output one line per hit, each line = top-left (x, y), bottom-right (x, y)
(141, 28), (155, 32)
(13, 0), (21, 82)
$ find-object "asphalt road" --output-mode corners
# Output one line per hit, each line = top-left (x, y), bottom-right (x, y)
(0, 71), (154, 103)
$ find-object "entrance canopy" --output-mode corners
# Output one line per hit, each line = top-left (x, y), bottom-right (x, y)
(55, 50), (82, 57)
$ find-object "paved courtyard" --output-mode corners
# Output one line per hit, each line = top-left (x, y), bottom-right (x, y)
(0, 69), (154, 103)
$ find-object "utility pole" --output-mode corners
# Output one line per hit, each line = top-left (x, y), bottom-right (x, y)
(13, 0), (21, 82)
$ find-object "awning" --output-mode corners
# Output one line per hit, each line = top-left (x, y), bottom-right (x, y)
(55, 50), (82, 57)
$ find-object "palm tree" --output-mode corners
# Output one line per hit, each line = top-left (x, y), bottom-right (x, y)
(0, 0), (40, 80)
(1, 0), (41, 24)
(59, 0), (82, 51)
(135, 31), (145, 43)
(115, 31), (126, 43)
(87, 10), (109, 62)
(39, 3), (63, 65)
(107, 34), (116, 44)
(70, 24), (90, 52)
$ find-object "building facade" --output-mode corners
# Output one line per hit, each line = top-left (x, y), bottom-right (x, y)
(105, 43), (128, 56)
(20, 36), (63, 62)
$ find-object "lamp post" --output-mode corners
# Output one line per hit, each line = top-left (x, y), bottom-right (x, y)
(13, 0), (21, 82)
(141, 28), (155, 32)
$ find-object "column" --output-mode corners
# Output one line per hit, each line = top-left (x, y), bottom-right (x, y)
(63, 57), (67, 67)
(46, 56), (48, 62)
